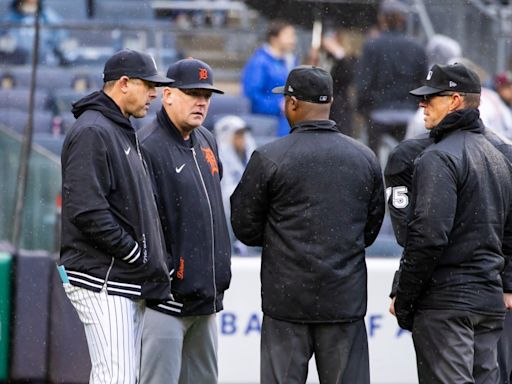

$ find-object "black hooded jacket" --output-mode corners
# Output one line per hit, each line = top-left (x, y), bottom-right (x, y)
(60, 91), (172, 300)
(231, 120), (385, 323)
(394, 109), (512, 330)
(138, 109), (231, 316)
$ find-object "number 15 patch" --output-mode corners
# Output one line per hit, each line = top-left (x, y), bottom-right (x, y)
(385, 186), (409, 209)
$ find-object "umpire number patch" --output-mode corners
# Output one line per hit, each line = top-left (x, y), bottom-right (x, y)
(385, 186), (409, 209)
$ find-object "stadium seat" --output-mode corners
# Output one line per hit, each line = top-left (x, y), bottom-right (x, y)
(45, 0), (88, 20)
(92, 1), (154, 20)
(0, 108), (53, 134)
(0, 66), (74, 91)
(203, 94), (251, 131)
(52, 89), (88, 115)
(0, 88), (50, 111)
(33, 133), (65, 156)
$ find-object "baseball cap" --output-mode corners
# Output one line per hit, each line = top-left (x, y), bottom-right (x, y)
(272, 65), (333, 104)
(166, 58), (224, 94)
(102, 49), (174, 86)
(410, 63), (481, 96)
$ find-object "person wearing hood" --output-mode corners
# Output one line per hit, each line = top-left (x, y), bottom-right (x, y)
(392, 63), (512, 383)
(214, 115), (256, 255)
(58, 49), (174, 384)
(138, 58), (231, 384)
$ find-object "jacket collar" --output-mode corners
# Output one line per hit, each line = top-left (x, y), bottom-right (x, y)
(429, 109), (483, 143)
(156, 107), (198, 147)
(290, 119), (339, 134)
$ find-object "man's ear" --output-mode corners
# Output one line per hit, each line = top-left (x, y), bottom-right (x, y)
(162, 87), (173, 106)
(118, 76), (130, 93)
(290, 96), (299, 111)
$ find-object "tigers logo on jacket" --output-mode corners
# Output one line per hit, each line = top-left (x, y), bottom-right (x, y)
(201, 147), (219, 175)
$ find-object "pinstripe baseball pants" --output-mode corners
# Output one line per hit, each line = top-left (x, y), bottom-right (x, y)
(64, 284), (145, 384)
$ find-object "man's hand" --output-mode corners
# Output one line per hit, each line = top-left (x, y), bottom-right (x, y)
(389, 297), (396, 316)
(504, 292), (512, 310)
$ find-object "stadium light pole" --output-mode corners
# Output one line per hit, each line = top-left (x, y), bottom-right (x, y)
(11, 0), (41, 255)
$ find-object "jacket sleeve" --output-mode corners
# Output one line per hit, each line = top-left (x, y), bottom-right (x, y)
(242, 56), (282, 116)
(502, 208), (512, 293)
(384, 155), (413, 247)
(62, 127), (140, 263)
(364, 155), (385, 247)
(230, 150), (276, 246)
(395, 151), (457, 330)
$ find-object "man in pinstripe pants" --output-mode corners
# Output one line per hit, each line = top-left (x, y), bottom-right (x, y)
(59, 49), (174, 383)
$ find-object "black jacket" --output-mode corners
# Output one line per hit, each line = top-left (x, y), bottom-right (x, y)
(394, 109), (512, 330)
(60, 91), (172, 300)
(386, 127), (512, 299)
(138, 109), (231, 316)
(231, 120), (385, 323)
(355, 31), (427, 114)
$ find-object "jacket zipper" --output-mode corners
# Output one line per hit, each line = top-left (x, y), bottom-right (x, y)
(103, 257), (115, 291)
(191, 147), (217, 312)
(136, 133), (173, 293)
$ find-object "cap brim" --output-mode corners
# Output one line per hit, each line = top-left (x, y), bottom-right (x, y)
(175, 83), (224, 94)
(272, 86), (285, 94)
(409, 85), (444, 96)
(140, 74), (175, 86)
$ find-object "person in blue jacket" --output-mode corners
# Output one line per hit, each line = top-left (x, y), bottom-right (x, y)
(241, 19), (298, 137)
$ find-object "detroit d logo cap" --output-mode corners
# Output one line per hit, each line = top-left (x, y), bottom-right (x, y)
(410, 63), (481, 96)
(166, 58), (224, 94)
(272, 66), (333, 104)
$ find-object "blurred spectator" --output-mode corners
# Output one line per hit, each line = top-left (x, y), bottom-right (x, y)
(214, 115), (257, 256)
(241, 20), (298, 137)
(494, 71), (512, 110)
(0, 72), (15, 89)
(426, 34), (462, 68)
(355, 0), (427, 155)
(1, 0), (69, 65)
(319, 30), (358, 137)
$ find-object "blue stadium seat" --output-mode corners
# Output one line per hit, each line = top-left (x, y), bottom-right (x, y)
(93, 1), (154, 20)
(45, 0), (88, 20)
(203, 94), (251, 131)
(0, 89), (50, 111)
(0, 108), (53, 134)
(32, 133), (65, 156)
(52, 89), (88, 115)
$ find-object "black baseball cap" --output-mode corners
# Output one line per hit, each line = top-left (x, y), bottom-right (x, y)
(166, 58), (224, 94)
(103, 49), (174, 86)
(410, 63), (481, 96)
(272, 66), (333, 104)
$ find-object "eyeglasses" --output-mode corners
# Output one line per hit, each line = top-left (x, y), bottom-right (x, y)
(179, 88), (213, 100)
(422, 92), (465, 102)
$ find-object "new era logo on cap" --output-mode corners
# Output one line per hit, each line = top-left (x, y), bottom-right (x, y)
(410, 63), (481, 96)
(272, 65), (333, 104)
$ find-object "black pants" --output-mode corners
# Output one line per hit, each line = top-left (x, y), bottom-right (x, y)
(412, 309), (504, 384)
(260, 315), (369, 384)
(498, 311), (512, 383)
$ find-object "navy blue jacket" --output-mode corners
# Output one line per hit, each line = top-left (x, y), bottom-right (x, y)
(139, 109), (231, 316)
